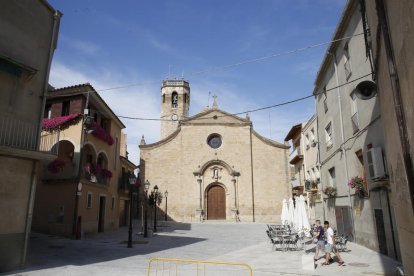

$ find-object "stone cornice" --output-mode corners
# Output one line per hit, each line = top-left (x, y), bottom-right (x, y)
(252, 130), (290, 149)
(181, 108), (248, 124)
(139, 127), (181, 150)
(193, 159), (240, 177)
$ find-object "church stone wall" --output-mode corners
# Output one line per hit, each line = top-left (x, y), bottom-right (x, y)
(140, 119), (290, 223)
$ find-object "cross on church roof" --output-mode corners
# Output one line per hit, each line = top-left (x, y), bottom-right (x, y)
(212, 94), (218, 109)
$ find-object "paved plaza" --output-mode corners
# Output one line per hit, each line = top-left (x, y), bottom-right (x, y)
(3, 222), (400, 276)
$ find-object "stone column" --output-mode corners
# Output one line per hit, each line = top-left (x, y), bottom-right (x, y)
(196, 178), (204, 221)
(232, 178), (237, 209)
(232, 177), (240, 222)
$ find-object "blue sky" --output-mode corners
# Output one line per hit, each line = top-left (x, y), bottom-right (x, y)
(48, 0), (346, 165)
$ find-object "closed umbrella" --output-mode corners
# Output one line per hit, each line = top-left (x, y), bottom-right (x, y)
(293, 196), (300, 230)
(281, 199), (289, 225)
(288, 198), (295, 227)
(295, 195), (310, 232)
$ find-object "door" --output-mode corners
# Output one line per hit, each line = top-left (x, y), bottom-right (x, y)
(375, 209), (388, 255)
(335, 206), (354, 241)
(98, 196), (106, 232)
(207, 185), (226, 220)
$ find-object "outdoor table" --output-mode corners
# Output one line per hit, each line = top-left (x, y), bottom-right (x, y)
(278, 234), (291, 252)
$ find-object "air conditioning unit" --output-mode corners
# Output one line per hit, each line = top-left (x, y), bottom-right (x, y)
(366, 147), (386, 179)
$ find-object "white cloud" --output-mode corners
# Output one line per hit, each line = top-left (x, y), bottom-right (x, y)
(60, 36), (101, 56)
(49, 61), (160, 165)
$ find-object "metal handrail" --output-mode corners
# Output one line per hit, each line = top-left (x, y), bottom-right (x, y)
(147, 257), (253, 276)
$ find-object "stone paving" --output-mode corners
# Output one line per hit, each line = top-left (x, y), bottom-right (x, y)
(2, 221), (401, 276)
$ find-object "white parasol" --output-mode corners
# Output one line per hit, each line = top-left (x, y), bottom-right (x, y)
(295, 195), (311, 232)
(281, 199), (289, 225)
(288, 197), (295, 227)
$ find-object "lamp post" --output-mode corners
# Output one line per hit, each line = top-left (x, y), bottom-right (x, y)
(164, 190), (168, 221)
(144, 180), (150, 238)
(152, 185), (159, 233)
(127, 173), (137, 248)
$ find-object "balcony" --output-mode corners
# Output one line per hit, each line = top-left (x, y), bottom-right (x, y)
(0, 114), (59, 156)
(289, 147), (303, 164)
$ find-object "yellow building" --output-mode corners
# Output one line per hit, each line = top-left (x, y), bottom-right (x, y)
(33, 83), (137, 237)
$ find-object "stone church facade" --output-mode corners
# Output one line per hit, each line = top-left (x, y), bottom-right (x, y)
(139, 80), (291, 222)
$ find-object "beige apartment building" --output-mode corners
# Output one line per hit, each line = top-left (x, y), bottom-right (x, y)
(32, 83), (137, 238)
(285, 117), (322, 223)
(364, 0), (414, 274)
(0, 0), (61, 272)
(313, 0), (399, 260)
(140, 80), (291, 223)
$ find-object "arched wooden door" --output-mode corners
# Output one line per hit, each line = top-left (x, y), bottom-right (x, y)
(207, 185), (226, 220)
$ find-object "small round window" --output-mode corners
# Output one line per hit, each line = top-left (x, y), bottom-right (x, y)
(207, 134), (222, 149)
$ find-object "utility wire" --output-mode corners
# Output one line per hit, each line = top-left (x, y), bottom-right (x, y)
(69, 32), (366, 93)
(115, 72), (373, 121)
(189, 32), (365, 76)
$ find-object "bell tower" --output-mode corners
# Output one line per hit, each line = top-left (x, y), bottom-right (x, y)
(160, 79), (190, 139)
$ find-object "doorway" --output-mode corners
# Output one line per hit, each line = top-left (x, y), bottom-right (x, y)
(207, 185), (226, 220)
(98, 196), (106, 232)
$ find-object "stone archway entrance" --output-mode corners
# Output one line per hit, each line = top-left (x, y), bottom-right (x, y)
(207, 185), (226, 220)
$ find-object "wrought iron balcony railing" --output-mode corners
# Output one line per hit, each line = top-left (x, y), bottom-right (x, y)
(0, 114), (59, 155)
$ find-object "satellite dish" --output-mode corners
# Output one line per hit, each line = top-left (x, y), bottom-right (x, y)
(354, 80), (377, 100)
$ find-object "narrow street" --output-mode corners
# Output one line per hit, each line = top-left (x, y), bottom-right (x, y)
(4, 222), (399, 276)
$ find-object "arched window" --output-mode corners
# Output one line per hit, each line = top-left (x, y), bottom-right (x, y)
(172, 91), (178, 108)
(162, 94), (165, 103)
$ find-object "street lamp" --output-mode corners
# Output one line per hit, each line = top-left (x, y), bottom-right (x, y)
(144, 180), (150, 238)
(127, 173), (137, 248)
(164, 190), (168, 221)
(152, 185), (159, 233)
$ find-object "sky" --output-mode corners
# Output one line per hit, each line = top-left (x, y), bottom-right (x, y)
(48, 0), (346, 165)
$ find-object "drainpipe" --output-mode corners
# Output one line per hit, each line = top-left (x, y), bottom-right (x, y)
(24, 9), (61, 265)
(22, 160), (38, 266)
(315, 97), (325, 222)
(36, 10), (62, 149)
(330, 51), (356, 240)
(249, 123), (255, 222)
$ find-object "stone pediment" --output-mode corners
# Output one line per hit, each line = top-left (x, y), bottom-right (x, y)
(181, 108), (249, 126)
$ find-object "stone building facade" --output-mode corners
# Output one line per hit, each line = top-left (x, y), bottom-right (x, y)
(0, 0), (61, 272)
(313, 0), (399, 260)
(140, 80), (290, 222)
(363, 0), (414, 273)
(32, 84), (137, 238)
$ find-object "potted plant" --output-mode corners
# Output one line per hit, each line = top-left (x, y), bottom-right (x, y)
(84, 163), (98, 182)
(348, 176), (366, 198)
(47, 158), (65, 173)
(323, 186), (337, 197)
(100, 168), (113, 180)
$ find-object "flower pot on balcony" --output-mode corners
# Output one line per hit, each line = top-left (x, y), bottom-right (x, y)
(357, 190), (365, 199)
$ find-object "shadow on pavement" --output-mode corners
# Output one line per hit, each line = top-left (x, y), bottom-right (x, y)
(7, 222), (203, 275)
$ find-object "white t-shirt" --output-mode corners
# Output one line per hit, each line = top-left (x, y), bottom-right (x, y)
(326, 227), (334, 245)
